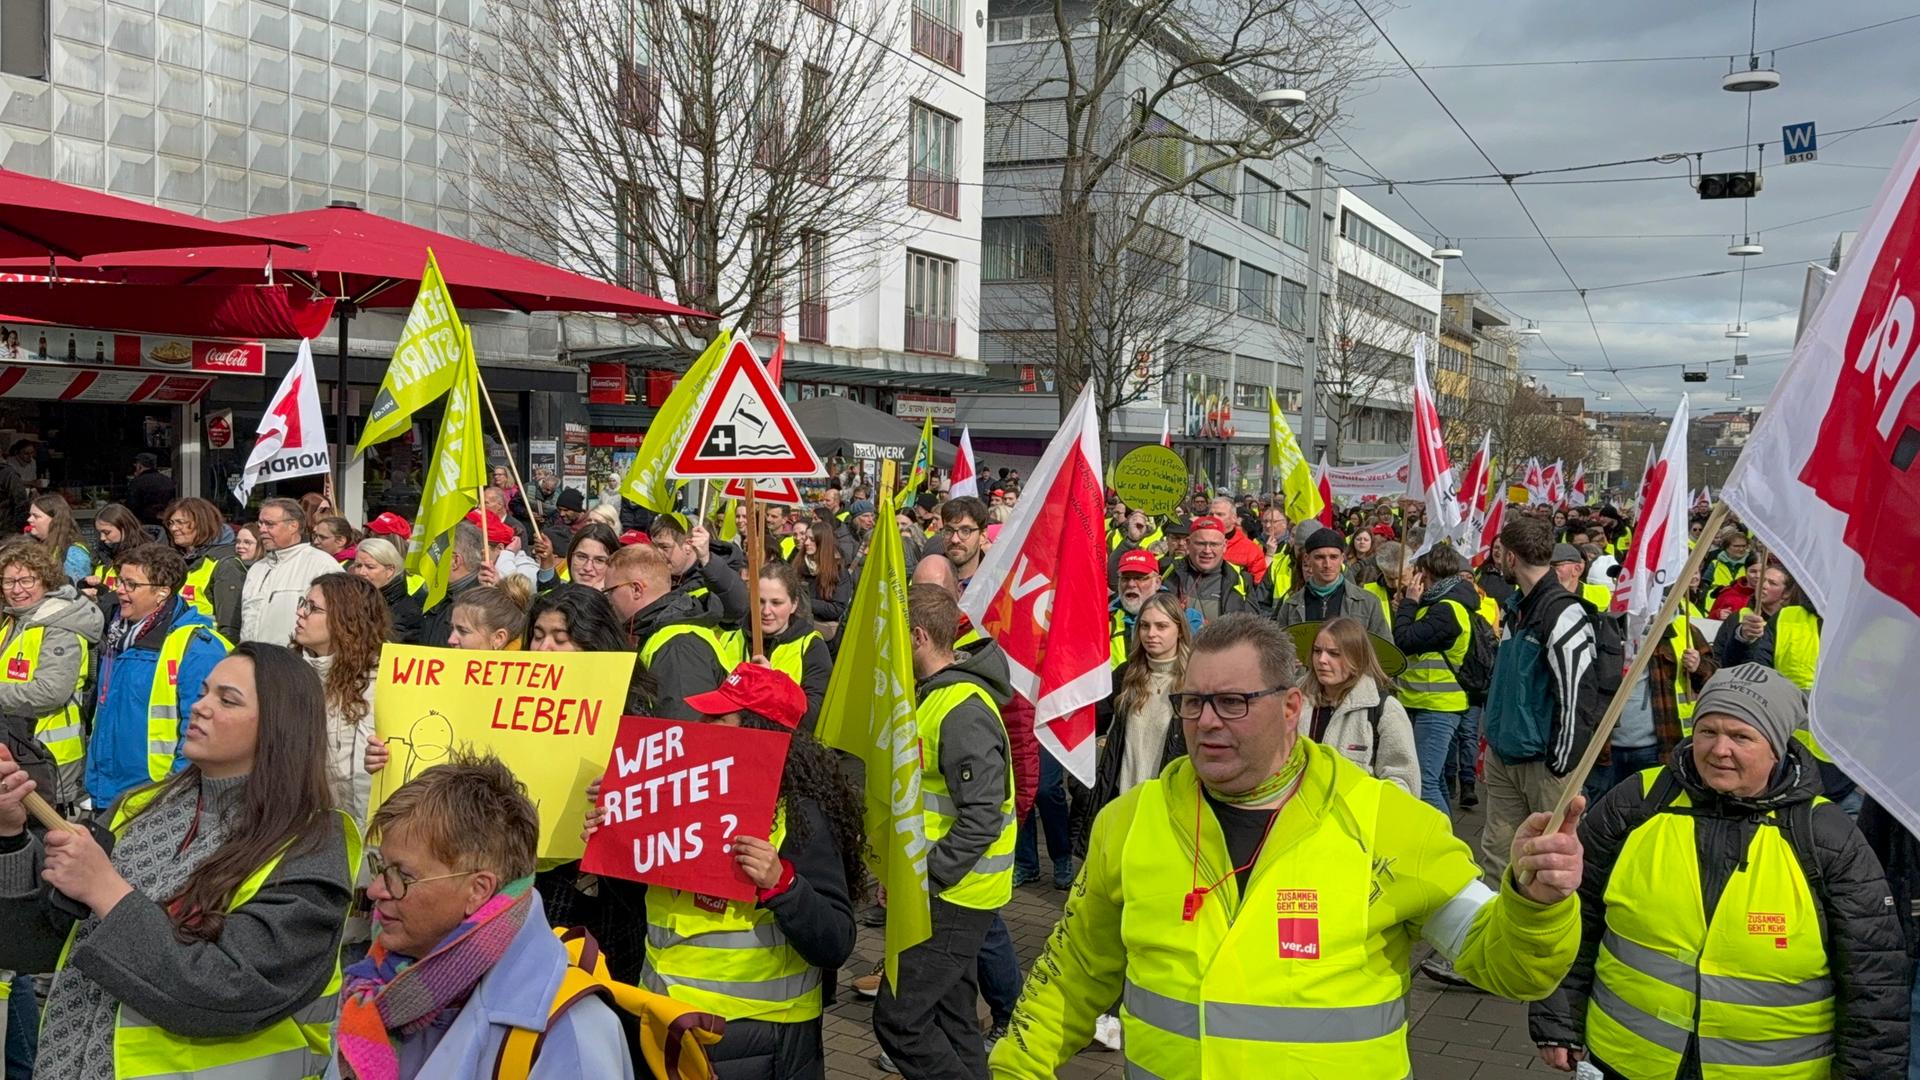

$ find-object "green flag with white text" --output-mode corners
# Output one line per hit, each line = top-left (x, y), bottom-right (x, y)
(406, 347), (484, 612)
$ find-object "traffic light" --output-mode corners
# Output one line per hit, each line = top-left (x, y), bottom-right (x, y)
(1698, 172), (1761, 199)
(1682, 369), (1708, 383)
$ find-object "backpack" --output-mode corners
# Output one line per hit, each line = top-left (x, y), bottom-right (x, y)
(1439, 598), (1499, 704)
(494, 926), (725, 1080)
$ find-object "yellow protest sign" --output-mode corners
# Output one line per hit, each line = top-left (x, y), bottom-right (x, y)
(369, 644), (635, 860)
(1114, 445), (1188, 516)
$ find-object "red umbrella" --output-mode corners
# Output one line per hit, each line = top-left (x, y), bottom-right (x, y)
(9, 201), (710, 318)
(0, 167), (304, 260)
(0, 282), (335, 340)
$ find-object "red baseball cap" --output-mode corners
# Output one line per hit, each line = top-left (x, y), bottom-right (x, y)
(619, 529), (651, 547)
(366, 512), (412, 540)
(1118, 549), (1160, 576)
(685, 663), (807, 730)
(1188, 515), (1227, 535)
(464, 509), (514, 545)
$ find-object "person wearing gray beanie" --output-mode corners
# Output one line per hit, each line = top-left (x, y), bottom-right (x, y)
(1691, 662), (1807, 770)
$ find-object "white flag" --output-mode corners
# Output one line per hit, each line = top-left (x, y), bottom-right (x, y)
(949, 427), (978, 499)
(1723, 122), (1920, 834)
(233, 339), (330, 504)
(1616, 396), (1690, 638)
(1406, 339), (1459, 557)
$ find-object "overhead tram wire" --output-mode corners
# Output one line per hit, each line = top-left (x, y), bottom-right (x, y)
(1408, 12), (1920, 71)
(1351, 0), (1647, 412)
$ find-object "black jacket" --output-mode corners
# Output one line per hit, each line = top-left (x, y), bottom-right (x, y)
(672, 540), (749, 624)
(418, 571), (481, 651)
(626, 590), (732, 721)
(1391, 576), (1482, 663)
(380, 574), (424, 645)
(917, 641), (1015, 892)
(746, 616), (833, 734)
(1530, 743), (1909, 1079)
(798, 563), (853, 626)
(1161, 558), (1261, 619)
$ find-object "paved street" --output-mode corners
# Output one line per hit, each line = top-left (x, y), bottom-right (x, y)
(823, 801), (1565, 1080)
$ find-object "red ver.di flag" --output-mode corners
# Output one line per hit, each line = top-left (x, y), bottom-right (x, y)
(1616, 396), (1690, 638)
(1406, 339), (1460, 557)
(959, 385), (1110, 786)
(581, 714), (788, 903)
(1723, 121), (1920, 834)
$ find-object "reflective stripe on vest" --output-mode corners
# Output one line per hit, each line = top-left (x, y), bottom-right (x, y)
(641, 806), (823, 1023)
(0, 624), (89, 767)
(918, 678), (1015, 910)
(181, 557), (219, 618)
(1118, 754), (1410, 1076)
(70, 788), (363, 1080)
(1400, 599), (1469, 712)
(764, 631), (822, 688)
(640, 622), (742, 674)
(145, 625), (233, 783)
(1587, 767), (1835, 1080)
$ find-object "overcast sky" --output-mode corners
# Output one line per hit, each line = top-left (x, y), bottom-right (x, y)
(1326, 0), (1917, 416)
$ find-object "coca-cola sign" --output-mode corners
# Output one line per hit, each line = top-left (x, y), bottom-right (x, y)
(193, 341), (266, 373)
(0, 320), (265, 376)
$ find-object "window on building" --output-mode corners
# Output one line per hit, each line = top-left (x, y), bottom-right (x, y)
(982, 217), (1053, 281)
(1193, 143), (1234, 212)
(1337, 271), (1434, 335)
(751, 44), (785, 167)
(905, 249), (956, 355)
(1188, 245), (1231, 309)
(911, 0), (962, 70)
(1278, 277), (1306, 330)
(618, 60), (661, 133)
(799, 231), (828, 342)
(1242, 171), (1280, 236)
(1129, 107), (1187, 181)
(1282, 194), (1309, 248)
(1233, 382), (1268, 409)
(909, 101), (960, 216)
(1127, 225), (1182, 295)
(2, 0), (47, 78)
(682, 198), (715, 302)
(985, 98), (1068, 165)
(1237, 263), (1275, 321)
(678, 8), (715, 144)
(799, 64), (830, 184)
(1340, 209), (1439, 283)
(799, 0), (831, 19)
(616, 183), (653, 292)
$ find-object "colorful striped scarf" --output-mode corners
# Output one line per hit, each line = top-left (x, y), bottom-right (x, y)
(335, 875), (535, 1080)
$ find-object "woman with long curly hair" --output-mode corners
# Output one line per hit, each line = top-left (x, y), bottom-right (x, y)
(587, 662), (866, 1079)
(0, 643), (356, 1079)
(291, 572), (390, 823)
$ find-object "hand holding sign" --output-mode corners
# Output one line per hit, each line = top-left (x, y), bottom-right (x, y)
(580, 714), (789, 902)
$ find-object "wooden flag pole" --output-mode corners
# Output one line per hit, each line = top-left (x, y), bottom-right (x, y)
(477, 474), (490, 570)
(23, 791), (81, 835)
(1539, 500), (1732, 835)
(476, 375), (542, 524)
(746, 486), (765, 661)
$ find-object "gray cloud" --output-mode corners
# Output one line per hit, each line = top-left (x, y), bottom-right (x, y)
(1330, 0), (1916, 415)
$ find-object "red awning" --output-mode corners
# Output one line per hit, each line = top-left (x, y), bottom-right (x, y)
(0, 282), (334, 340)
(2, 204), (711, 318)
(0, 168), (304, 260)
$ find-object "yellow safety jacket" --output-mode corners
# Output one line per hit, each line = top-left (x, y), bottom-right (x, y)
(180, 555), (224, 619)
(1476, 592), (1501, 636)
(1709, 559), (1745, 605)
(0, 625), (89, 767)
(1741, 605), (1825, 759)
(725, 627), (821, 688)
(92, 560), (119, 592)
(1581, 581), (1613, 614)
(1362, 581), (1393, 630)
(146, 625), (234, 783)
(1670, 614), (1701, 734)
(1268, 549), (1295, 603)
(1588, 768), (1835, 1079)
(640, 622), (742, 674)
(61, 785), (362, 1079)
(918, 680), (1015, 910)
(1110, 609), (1130, 669)
(642, 805), (822, 1023)
(1400, 599), (1470, 713)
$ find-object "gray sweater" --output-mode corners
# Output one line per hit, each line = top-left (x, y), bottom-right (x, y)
(0, 773), (352, 1080)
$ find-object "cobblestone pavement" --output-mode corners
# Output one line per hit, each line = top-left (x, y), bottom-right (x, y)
(822, 801), (1567, 1079)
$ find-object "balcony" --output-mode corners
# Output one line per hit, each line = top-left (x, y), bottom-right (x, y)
(905, 313), (956, 356)
(799, 0), (833, 16)
(617, 63), (661, 134)
(908, 165), (959, 217)
(754, 298), (784, 336)
(799, 299), (828, 342)
(912, 7), (963, 71)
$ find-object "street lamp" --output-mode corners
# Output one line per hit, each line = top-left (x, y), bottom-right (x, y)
(1727, 236), (1764, 257)
(1258, 88), (1307, 109)
(1432, 238), (1464, 260)
(1726, 324), (1750, 339)
(1517, 320), (1542, 336)
(1722, 55), (1780, 93)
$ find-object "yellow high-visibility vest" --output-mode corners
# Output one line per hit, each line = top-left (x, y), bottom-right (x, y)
(0, 624), (88, 767)
(918, 680), (1015, 910)
(1400, 599), (1470, 712)
(144, 625), (233, 782)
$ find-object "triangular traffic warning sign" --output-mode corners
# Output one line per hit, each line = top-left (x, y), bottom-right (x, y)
(722, 476), (803, 505)
(670, 337), (823, 478)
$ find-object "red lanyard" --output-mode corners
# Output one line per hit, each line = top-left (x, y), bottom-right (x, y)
(1183, 783), (1282, 922)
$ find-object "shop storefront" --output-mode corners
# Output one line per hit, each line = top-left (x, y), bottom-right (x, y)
(0, 321), (266, 524)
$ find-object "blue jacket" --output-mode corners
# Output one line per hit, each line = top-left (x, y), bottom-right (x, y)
(87, 597), (228, 806)
(325, 891), (635, 1080)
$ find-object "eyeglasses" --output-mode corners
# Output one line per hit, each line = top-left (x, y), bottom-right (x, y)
(601, 579), (641, 598)
(366, 852), (476, 900)
(113, 578), (160, 592)
(572, 554), (611, 568)
(1169, 686), (1290, 721)
(941, 525), (981, 539)
(296, 598), (326, 616)
(1, 577), (38, 591)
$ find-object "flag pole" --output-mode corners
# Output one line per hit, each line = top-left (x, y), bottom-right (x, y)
(1537, 499), (1731, 837)
(476, 373), (542, 523)
(746, 485), (764, 661)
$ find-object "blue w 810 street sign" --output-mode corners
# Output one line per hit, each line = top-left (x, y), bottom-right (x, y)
(1783, 122), (1818, 164)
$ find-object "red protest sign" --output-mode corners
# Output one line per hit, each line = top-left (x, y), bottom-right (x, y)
(579, 714), (788, 902)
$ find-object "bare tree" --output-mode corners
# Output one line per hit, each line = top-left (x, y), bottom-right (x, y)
(1465, 382), (1591, 483)
(984, 0), (1371, 420)
(1286, 270), (1428, 464)
(464, 0), (931, 354)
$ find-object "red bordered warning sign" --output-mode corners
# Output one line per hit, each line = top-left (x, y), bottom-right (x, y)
(721, 476), (804, 505)
(671, 337), (823, 479)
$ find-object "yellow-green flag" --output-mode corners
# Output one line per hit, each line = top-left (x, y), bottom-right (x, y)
(1269, 389), (1324, 524)
(356, 249), (469, 456)
(407, 345), (484, 612)
(814, 484), (929, 984)
(900, 415), (933, 500)
(619, 330), (731, 512)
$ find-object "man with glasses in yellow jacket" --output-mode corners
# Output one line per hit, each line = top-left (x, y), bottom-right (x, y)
(991, 614), (1586, 1079)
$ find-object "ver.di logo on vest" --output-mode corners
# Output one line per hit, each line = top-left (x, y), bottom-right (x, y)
(1747, 910), (1789, 949)
(1276, 888), (1320, 959)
